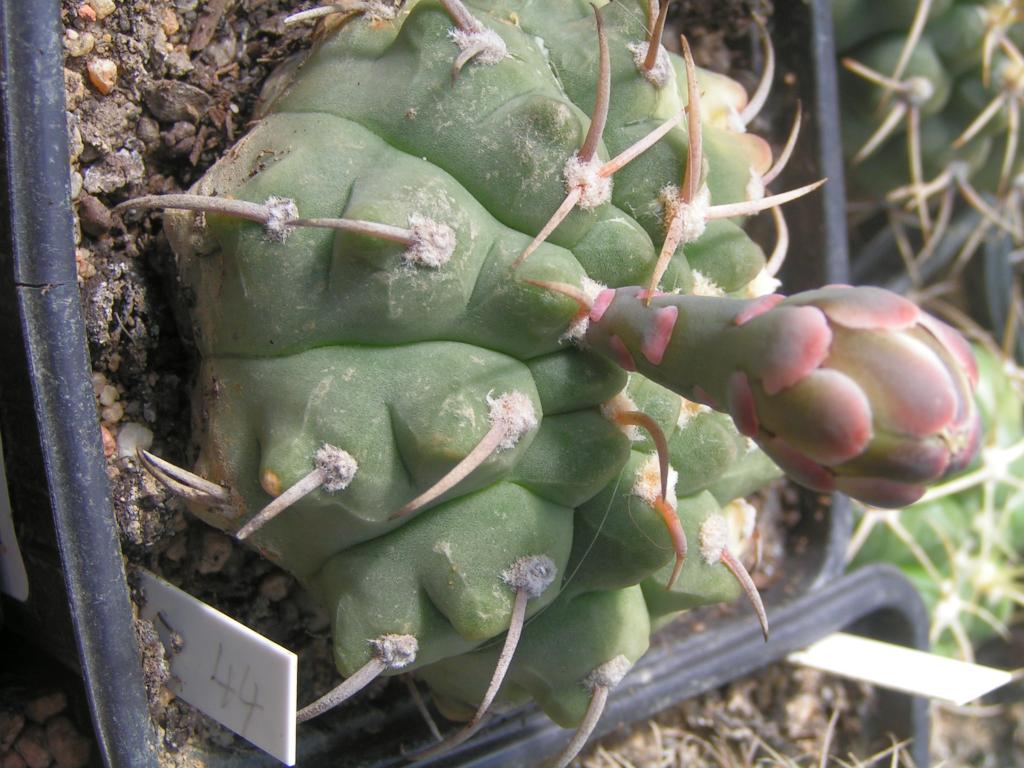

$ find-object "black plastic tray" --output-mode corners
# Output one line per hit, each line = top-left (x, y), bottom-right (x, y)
(0, 0), (930, 766)
(417, 564), (932, 768)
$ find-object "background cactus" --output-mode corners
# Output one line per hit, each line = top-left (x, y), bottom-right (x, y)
(834, 0), (1024, 280)
(834, 0), (1024, 669)
(121, 0), (979, 761)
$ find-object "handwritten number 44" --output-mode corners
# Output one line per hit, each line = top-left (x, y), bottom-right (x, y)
(211, 642), (265, 734)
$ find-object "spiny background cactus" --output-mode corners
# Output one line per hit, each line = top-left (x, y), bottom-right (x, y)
(834, 0), (1024, 268)
(834, 0), (1024, 666)
(121, 0), (981, 762)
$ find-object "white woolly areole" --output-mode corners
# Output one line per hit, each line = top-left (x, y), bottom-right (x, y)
(263, 196), (299, 242)
(744, 267), (782, 298)
(562, 276), (607, 344)
(563, 154), (612, 210)
(699, 514), (729, 565)
(722, 498), (757, 549)
(746, 167), (765, 202)
(404, 214), (456, 268)
(314, 444), (359, 492)
(676, 397), (712, 429)
(690, 270), (725, 297)
(585, 655), (632, 690)
(501, 554), (558, 598)
(370, 634), (418, 668)
(627, 41), (673, 88)
(362, 0), (397, 20)
(661, 184), (711, 245)
(449, 26), (508, 65)
(906, 75), (935, 106)
(486, 391), (538, 450)
(726, 105), (747, 133)
(632, 452), (678, 510)
(600, 391), (643, 441)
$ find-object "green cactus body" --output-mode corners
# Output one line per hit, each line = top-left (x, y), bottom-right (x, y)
(157, 0), (788, 739)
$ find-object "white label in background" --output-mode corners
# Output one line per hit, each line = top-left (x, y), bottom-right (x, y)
(0, 433), (29, 601)
(136, 569), (297, 765)
(788, 632), (1013, 706)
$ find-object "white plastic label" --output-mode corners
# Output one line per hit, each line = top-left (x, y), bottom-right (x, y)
(0, 432), (29, 601)
(788, 632), (1012, 706)
(136, 569), (297, 765)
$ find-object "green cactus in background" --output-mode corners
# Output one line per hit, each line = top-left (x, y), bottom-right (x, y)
(833, 0), (1023, 268)
(849, 343), (1024, 660)
(120, 0), (981, 762)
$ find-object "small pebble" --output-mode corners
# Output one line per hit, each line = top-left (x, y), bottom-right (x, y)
(136, 116), (160, 146)
(259, 572), (292, 603)
(82, 148), (145, 194)
(75, 249), (96, 280)
(63, 69), (86, 109)
(66, 122), (84, 164)
(143, 80), (211, 122)
(99, 425), (117, 458)
(197, 531), (233, 575)
(77, 4), (97, 23)
(101, 401), (124, 424)
(0, 712), (25, 752)
(87, 0), (116, 20)
(116, 422), (153, 458)
(162, 121), (196, 156)
(24, 694), (66, 726)
(13, 726), (50, 768)
(86, 58), (117, 95)
(64, 30), (95, 58)
(90, 372), (107, 396)
(2, 751), (27, 768)
(160, 7), (180, 35)
(97, 384), (118, 407)
(203, 35), (237, 69)
(44, 717), (91, 768)
(76, 193), (112, 237)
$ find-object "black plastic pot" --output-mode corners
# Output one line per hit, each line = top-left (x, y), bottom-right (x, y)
(0, 1), (159, 766)
(0, 0), (929, 766)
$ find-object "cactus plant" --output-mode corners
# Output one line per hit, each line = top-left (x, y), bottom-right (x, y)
(834, 0), (1024, 267)
(119, 0), (981, 762)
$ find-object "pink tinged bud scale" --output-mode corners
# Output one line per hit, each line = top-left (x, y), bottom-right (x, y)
(786, 285), (920, 330)
(756, 368), (873, 466)
(752, 306), (832, 396)
(641, 306), (679, 365)
(825, 326), (958, 439)
(727, 372), (759, 438)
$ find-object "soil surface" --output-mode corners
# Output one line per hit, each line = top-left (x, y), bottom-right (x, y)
(45, 0), (1019, 766)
